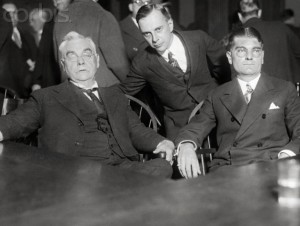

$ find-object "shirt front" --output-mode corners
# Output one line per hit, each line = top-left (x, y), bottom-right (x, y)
(237, 74), (261, 96)
(161, 34), (187, 72)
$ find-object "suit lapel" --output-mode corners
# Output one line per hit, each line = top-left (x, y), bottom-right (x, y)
(51, 81), (82, 120)
(220, 79), (248, 124)
(149, 48), (185, 87)
(235, 74), (276, 139)
(175, 31), (198, 88)
(98, 87), (119, 119)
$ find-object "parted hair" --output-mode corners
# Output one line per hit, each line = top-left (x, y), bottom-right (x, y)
(136, 3), (171, 23)
(226, 27), (263, 51)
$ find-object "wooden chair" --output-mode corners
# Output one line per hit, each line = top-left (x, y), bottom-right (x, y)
(188, 101), (216, 175)
(0, 86), (37, 146)
(0, 86), (25, 116)
(126, 94), (164, 162)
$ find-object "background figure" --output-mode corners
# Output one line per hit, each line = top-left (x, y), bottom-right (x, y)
(121, 4), (230, 141)
(30, 8), (61, 91)
(176, 27), (300, 179)
(237, 0), (300, 84)
(1, 2), (36, 98)
(53, 0), (129, 87)
(281, 8), (300, 39)
(120, 0), (151, 61)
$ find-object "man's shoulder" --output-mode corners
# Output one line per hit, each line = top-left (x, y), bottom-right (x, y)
(120, 15), (132, 28)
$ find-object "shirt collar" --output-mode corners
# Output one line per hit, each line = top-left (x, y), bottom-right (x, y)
(70, 80), (98, 90)
(237, 74), (261, 94)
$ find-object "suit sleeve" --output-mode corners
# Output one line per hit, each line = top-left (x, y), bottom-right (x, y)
(0, 94), (41, 140)
(119, 58), (148, 95)
(126, 104), (164, 152)
(282, 82), (300, 153)
(175, 93), (216, 147)
(201, 31), (231, 84)
(98, 10), (129, 83)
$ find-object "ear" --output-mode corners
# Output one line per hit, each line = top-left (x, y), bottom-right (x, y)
(257, 9), (262, 18)
(60, 59), (66, 71)
(128, 3), (133, 13)
(168, 18), (174, 32)
(226, 51), (233, 65)
(96, 54), (100, 68)
(237, 13), (244, 23)
(261, 50), (264, 65)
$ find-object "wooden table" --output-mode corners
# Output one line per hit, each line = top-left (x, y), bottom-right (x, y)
(0, 142), (299, 226)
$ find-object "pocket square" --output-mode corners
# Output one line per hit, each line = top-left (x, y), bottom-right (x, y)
(269, 102), (280, 110)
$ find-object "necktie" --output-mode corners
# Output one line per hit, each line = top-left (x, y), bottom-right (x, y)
(83, 88), (103, 114)
(12, 27), (22, 48)
(244, 83), (254, 104)
(168, 51), (182, 71)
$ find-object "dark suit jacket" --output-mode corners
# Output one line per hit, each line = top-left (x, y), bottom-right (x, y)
(243, 18), (300, 83)
(120, 15), (149, 62)
(121, 30), (229, 140)
(0, 22), (36, 98)
(0, 82), (164, 157)
(33, 19), (61, 88)
(176, 73), (300, 168)
(54, 0), (129, 87)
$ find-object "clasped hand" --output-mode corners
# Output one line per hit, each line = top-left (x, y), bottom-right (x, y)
(177, 143), (201, 179)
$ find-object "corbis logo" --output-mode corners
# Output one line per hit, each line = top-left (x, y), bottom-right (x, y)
(2, 3), (71, 23)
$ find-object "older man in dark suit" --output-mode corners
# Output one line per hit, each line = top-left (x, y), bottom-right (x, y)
(175, 27), (300, 179)
(53, 0), (129, 87)
(0, 31), (174, 178)
(121, 3), (230, 140)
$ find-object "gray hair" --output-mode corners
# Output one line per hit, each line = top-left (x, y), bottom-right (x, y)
(58, 31), (97, 60)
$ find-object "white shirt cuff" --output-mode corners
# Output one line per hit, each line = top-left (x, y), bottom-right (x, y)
(174, 140), (197, 156)
(278, 149), (296, 158)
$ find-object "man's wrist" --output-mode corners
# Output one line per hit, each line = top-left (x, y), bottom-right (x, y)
(174, 140), (197, 156)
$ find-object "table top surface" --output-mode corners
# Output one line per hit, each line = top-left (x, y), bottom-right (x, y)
(0, 142), (299, 226)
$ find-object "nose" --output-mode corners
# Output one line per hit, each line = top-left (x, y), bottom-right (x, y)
(245, 50), (253, 60)
(77, 56), (85, 65)
(152, 33), (158, 43)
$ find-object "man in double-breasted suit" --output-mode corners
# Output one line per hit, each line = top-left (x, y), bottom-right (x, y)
(121, 4), (230, 140)
(175, 27), (300, 179)
(0, 31), (174, 178)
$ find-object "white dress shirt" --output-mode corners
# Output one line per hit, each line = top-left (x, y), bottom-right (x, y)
(161, 34), (187, 72)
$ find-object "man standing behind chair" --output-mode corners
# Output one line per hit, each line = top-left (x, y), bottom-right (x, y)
(0, 31), (174, 178)
(121, 4), (230, 141)
(176, 27), (300, 179)
(237, 0), (300, 83)
(53, 0), (129, 87)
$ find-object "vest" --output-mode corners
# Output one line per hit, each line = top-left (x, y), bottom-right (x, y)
(71, 84), (126, 164)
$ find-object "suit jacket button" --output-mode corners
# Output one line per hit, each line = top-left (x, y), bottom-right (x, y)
(231, 117), (235, 122)
(233, 142), (238, 147)
(74, 142), (80, 146)
(78, 122), (83, 126)
(262, 114), (266, 119)
(257, 143), (262, 147)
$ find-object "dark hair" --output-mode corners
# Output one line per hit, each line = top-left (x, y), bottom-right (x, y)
(238, 0), (260, 17)
(281, 8), (294, 21)
(136, 3), (171, 24)
(226, 27), (263, 51)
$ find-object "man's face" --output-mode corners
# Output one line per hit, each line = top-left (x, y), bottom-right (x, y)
(61, 39), (99, 84)
(226, 36), (264, 77)
(138, 9), (173, 54)
(2, 3), (18, 26)
(130, 0), (152, 18)
(53, 0), (72, 11)
(29, 13), (44, 32)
